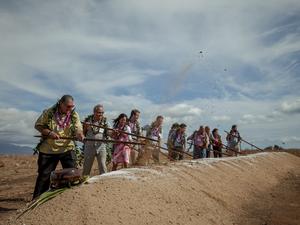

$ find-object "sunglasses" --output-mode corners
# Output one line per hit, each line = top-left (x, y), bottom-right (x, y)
(65, 104), (75, 109)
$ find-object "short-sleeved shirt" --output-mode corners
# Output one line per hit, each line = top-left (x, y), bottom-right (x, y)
(35, 108), (82, 154)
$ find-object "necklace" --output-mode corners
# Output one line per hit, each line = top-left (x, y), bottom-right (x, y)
(90, 117), (103, 134)
(54, 111), (71, 130)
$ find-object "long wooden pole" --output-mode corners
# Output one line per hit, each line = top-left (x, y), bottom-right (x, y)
(34, 135), (146, 146)
(221, 143), (246, 155)
(224, 130), (264, 151)
(81, 121), (159, 142)
(186, 141), (232, 157)
(160, 144), (193, 158)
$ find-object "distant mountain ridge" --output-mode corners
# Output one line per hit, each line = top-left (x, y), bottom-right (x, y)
(0, 143), (33, 154)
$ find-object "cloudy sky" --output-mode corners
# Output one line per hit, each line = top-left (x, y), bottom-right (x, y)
(0, 0), (300, 150)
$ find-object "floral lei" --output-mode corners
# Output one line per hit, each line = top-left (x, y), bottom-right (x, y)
(85, 115), (107, 135)
(47, 103), (77, 134)
(33, 103), (76, 153)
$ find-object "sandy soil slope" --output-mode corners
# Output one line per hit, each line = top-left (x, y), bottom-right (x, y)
(2, 152), (299, 225)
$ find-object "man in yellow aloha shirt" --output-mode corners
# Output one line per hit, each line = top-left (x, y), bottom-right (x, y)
(33, 95), (84, 199)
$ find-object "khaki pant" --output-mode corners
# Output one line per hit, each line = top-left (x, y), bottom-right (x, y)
(82, 144), (107, 176)
(130, 146), (140, 165)
(152, 145), (160, 163)
(228, 143), (241, 156)
(135, 141), (160, 165)
(170, 147), (184, 160)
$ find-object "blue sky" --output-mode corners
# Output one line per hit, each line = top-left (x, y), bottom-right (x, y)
(0, 0), (300, 149)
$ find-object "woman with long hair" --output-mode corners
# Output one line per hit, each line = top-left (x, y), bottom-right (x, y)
(212, 128), (223, 158)
(112, 113), (132, 170)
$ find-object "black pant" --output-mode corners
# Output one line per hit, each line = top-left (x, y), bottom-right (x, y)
(213, 146), (222, 158)
(33, 151), (75, 199)
(171, 147), (184, 160)
(193, 147), (205, 159)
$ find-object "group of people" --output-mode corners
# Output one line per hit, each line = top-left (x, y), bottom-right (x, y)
(167, 123), (241, 160)
(33, 94), (241, 199)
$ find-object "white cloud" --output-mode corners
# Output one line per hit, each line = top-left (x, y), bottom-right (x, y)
(212, 115), (231, 122)
(238, 114), (274, 125)
(1, 0), (299, 100)
(164, 103), (203, 118)
(282, 136), (300, 142)
(280, 99), (300, 114)
(0, 0), (300, 149)
(0, 108), (39, 144)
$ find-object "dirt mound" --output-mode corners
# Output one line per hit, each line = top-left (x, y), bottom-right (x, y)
(8, 152), (300, 225)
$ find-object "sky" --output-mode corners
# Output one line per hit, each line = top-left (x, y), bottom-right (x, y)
(0, 0), (300, 150)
